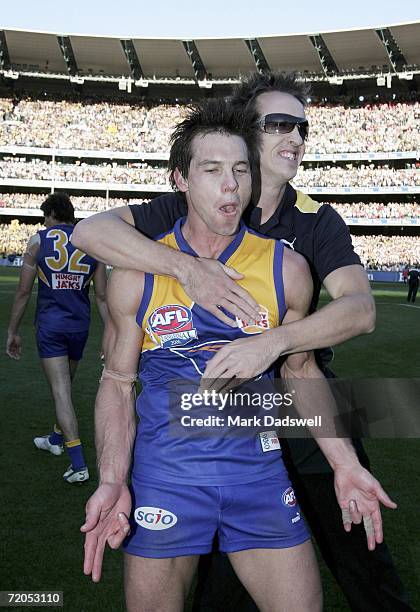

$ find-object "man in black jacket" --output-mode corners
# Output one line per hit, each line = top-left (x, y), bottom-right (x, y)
(407, 269), (419, 303)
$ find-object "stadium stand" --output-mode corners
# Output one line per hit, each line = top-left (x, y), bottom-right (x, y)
(0, 156), (418, 189)
(2, 21), (419, 612)
(0, 23), (419, 272)
(2, 222), (419, 271)
(0, 97), (418, 153)
(2, 193), (419, 221)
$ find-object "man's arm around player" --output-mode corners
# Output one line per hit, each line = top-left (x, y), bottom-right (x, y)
(72, 206), (375, 350)
(72, 207), (261, 328)
(202, 263), (375, 381)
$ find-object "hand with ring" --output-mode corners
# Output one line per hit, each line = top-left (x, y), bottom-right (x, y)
(335, 465), (397, 550)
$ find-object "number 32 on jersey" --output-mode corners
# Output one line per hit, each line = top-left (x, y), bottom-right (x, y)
(45, 229), (91, 274)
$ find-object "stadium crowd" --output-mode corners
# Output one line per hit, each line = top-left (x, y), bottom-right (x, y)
(1, 220), (419, 270)
(352, 235), (420, 270)
(305, 102), (419, 154)
(0, 219), (42, 257)
(1, 192), (419, 219)
(329, 201), (420, 219)
(0, 98), (186, 153)
(1, 95), (419, 271)
(294, 164), (419, 188)
(0, 157), (419, 188)
(0, 193), (145, 211)
(0, 157), (169, 186)
(1, 96), (419, 154)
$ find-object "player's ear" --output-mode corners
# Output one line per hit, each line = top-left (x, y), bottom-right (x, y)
(173, 168), (188, 192)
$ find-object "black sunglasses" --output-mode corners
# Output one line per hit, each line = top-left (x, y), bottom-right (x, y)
(258, 113), (309, 141)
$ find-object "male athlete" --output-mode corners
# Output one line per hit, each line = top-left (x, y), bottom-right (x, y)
(73, 73), (411, 610)
(81, 100), (395, 611)
(6, 193), (107, 483)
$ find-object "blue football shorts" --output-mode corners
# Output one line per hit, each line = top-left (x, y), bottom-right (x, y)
(36, 326), (89, 361)
(123, 472), (310, 558)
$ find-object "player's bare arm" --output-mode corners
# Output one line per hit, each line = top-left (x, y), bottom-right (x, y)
(92, 262), (108, 324)
(202, 262), (375, 381)
(81, 267), (144, 583)
(6, 234), (40, 360)
(71, 206), (260, 326)
(279, 250), (396, 551)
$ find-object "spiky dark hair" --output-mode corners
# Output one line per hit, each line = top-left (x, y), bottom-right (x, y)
(231, 71), (311, 113)
(168, 97), (259, 190)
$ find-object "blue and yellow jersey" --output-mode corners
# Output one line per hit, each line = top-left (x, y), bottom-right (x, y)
(36, 224), (98, 332)
(133, 218), (288, 486)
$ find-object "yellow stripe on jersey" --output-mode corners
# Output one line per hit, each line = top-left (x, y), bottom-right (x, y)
(295, 190), (322, 214)
(37, 266), (50, 287)
(141, 231), (194, 352)
(226, 231), (279, 332)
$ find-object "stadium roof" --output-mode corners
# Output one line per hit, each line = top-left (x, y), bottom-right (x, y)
(0, 21), (419, 83)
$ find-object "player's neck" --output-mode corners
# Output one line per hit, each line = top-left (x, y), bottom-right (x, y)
(44, 217), (73, 228)
(257, 182), (287, 224)
(182, 217), (237, 259)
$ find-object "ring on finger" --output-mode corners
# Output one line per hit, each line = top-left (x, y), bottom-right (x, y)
(341, 508), (351, 524)
(363, 515), (375, 536)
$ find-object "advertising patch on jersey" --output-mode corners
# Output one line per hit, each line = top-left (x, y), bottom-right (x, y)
(51, 272), (84, 290)
(134, 506), (178, 531)
(147, 304), (198, 349)
(282, 486), (297, 508)
(236, 305), (270, 334)
(259, 430), (281, 453)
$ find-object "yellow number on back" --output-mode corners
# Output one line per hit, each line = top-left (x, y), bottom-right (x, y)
(69, 249), (91, 274)
(45, 229), (68, 271)
(45, 229), (91, 275)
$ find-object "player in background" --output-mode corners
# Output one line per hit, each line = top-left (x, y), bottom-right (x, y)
(6, 193), (107, 484)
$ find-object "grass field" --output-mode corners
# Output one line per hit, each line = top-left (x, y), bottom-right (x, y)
(1, 267), (419, 611)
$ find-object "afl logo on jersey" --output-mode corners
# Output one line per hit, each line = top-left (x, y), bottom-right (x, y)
(147, 304), (198, 349)
(282, 487), (297, 508)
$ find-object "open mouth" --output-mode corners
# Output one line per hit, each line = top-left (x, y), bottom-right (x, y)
(219, 203), (239, 216)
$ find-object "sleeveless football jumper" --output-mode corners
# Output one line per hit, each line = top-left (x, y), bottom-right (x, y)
(133, 219), (288, 486)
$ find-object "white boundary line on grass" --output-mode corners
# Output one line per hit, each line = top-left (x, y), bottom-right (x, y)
(399, 303), (420, 309)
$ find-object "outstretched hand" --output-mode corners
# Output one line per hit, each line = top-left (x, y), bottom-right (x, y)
(334, 463), (397, 550)
(81, 483), (132, 582)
